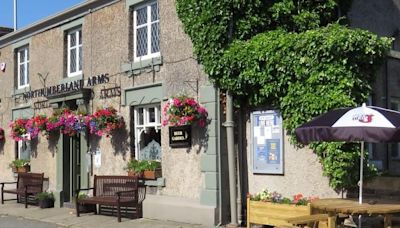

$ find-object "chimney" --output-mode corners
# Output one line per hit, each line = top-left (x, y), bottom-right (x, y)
(0, 27), (13, 37)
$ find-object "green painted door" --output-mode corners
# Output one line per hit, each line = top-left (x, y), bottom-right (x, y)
(62, 134), (81, 202)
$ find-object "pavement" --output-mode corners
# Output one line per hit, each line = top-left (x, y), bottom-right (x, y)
(0, 202), (213, 228)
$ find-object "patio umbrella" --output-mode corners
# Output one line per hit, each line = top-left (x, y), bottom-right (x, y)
(295, 103), (400, 204)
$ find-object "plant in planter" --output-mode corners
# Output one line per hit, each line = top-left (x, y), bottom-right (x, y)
(9, 118), (29, 141)
(162, 95), (208, 127)
(142, 160), (161, 180)
(76, 192), (96, 213)
(35, 191), (55, 208)
(85, 107), (125, 137)
(32, 115), (48, 135)
(247, 189), (319, 227)
(58, 109), (86, 136)
(9, 159), (30, 173)
(124, 159), (146, 177)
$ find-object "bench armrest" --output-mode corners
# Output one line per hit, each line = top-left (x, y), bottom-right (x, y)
(75, 187), (94, 196)
(116, 189), (136, 196)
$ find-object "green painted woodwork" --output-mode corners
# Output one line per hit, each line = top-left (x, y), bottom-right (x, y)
(205, 172), (218, 190)
(126, 0), (148, 9)
(200, 189), (218, 207)
(80, 132), (89, 190)
(55, 134), (64, 208)
(124, 82), (163, 106)
(144, 177), (165, 187)
(60, 17), (84, 31)
(11, 37), (31, 50)
(200, 154), (218, 172)
(199, 86), (217, 103)
(48, 93), (87, 104)
(11, 106), (33, 120)
(121, 56), (162, 76)
(13, 86), (31, 96)
(206, 137), (217, 155)
(59, 74), (83, 84)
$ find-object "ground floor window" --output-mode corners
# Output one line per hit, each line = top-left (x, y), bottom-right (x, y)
(132, 104), (161, 160)
(16, 139), (31, 160)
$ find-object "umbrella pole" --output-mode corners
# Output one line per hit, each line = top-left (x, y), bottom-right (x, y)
(359, 141), (364, 204)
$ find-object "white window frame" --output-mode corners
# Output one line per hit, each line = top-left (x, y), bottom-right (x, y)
(133, 104), (161, 159)
(17, 139), (30, 160)
(17, 46), (29, 89)
(67, 28), (82, 77)
(133, 1), (160, 62)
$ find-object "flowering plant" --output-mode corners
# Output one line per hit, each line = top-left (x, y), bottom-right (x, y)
(162, 95), (208, 127)
(0, 127), (4, 140)
(84, 107), (125, 137)
(248, 189), (318, 206)
(57, 109), (86, 136)
(9, 118), (30, 141)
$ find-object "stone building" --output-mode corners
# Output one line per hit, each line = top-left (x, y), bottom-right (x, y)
(0, 0), (223, 226)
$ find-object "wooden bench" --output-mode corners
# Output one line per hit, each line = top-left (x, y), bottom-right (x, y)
(286, 214), (329, 228)
(0, 172), (44, 208)
(76, 175), (145, 222)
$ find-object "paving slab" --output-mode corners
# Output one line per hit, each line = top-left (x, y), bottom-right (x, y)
(0, 202), (213, 228)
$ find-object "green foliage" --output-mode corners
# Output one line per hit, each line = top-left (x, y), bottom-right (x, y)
(9, 159), (30, 168)
(143, 160), (161, 171)
(35, 191), (55, 201)
(124, 159), (147, 173)
(176, 0), (391, 190)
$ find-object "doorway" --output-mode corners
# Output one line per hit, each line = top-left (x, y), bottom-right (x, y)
(62, 134), (81, 203)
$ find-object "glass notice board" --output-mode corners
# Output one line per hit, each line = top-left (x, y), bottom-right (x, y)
(251, 110), (284, 174)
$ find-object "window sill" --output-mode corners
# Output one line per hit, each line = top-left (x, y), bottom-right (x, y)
(13, 86), (31, 96)
(60, 74), (83, 84)
(121, 56), (162, 76)
(140, 177), (165, 187)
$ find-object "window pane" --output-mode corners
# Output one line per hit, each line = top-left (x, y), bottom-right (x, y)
(19, 50), (25, 63)
(79, 46), (82, 71)
(138, 108), (144, 125)
(26, 48), (29, 61)
(136, 7), (147, 26)
(136, 27), (148, 57)
(70, 32), (76, 47)
(19, 64), (25, 86)
(70, 48), (76, 73)
(79, 30), (82, 45)
(149, 107), (155, 122)
(151, 22), (160, 53)
(26, 62), (29, 84)
(151, 3), (159, 21)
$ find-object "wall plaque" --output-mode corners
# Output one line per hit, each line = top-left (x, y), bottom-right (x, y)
(169, 125), (191, 148)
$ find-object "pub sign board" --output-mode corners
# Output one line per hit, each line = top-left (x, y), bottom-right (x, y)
(169, 125), (191, 148)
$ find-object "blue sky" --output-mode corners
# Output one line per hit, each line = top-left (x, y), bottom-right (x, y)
(0, 0), (85, 29)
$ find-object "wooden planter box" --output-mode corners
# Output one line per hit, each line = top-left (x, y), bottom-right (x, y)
(247, 197), (311, 227)
(38, 199), (54, 209)
(16, 165), (30, 173)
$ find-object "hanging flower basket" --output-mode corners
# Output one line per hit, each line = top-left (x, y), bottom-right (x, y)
(84, 107), (125, 137)
(162, 95), (208, 127)
(32, 115), (48, 135)
(58, 109), (86, 136)
(10, 118), (30, 141)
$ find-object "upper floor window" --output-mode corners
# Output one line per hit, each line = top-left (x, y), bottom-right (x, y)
(67, 28), (82, 77)
(133, 1), (160, 61)
(17, 46), (29, 89)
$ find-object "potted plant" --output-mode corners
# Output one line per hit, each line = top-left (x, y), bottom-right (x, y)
(124, 159), (146, 177)
(9, 159), (30, 173)
(76, 192), (96, 213)
(35, 191), (55, 208)
(162, 95), (208, 127)
(143, 160), (162, 180)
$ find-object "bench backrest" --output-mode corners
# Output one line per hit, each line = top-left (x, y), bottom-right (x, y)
(94, 175), (138, 198)
(17, 172), (44, 193)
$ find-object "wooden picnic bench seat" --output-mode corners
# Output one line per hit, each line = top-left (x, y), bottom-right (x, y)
(286, 214), (329, 228)
(76, 175), (145, 222)
(0, 172), (44, 208)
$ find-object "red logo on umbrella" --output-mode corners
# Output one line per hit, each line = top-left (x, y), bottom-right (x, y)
(355, 114), (374, 123)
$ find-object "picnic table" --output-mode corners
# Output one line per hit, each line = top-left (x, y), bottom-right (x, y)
(311, 198), (400, 228)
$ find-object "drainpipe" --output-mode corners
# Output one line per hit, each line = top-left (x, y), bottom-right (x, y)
(224, 91), (238, 226)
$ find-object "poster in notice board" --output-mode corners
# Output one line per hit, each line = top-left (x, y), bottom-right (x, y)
(251, 110), (283, 174)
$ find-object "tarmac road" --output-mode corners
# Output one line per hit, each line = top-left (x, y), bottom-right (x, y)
(0, 214), (63, 228)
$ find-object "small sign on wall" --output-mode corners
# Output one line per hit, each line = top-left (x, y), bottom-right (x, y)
(251, 110), (284, 174)
(94, 148), (101, 168)
(169, 125), (191, 148)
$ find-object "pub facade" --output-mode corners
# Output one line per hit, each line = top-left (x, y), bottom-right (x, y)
(0, 0), (222, 225)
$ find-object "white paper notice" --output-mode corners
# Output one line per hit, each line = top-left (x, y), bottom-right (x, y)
(272, 126), (280, 134)
(265, 126), (272, 139)
(94, 149), (101, 168)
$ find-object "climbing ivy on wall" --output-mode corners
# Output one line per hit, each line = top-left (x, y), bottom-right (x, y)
(176, 0), (392, 190)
